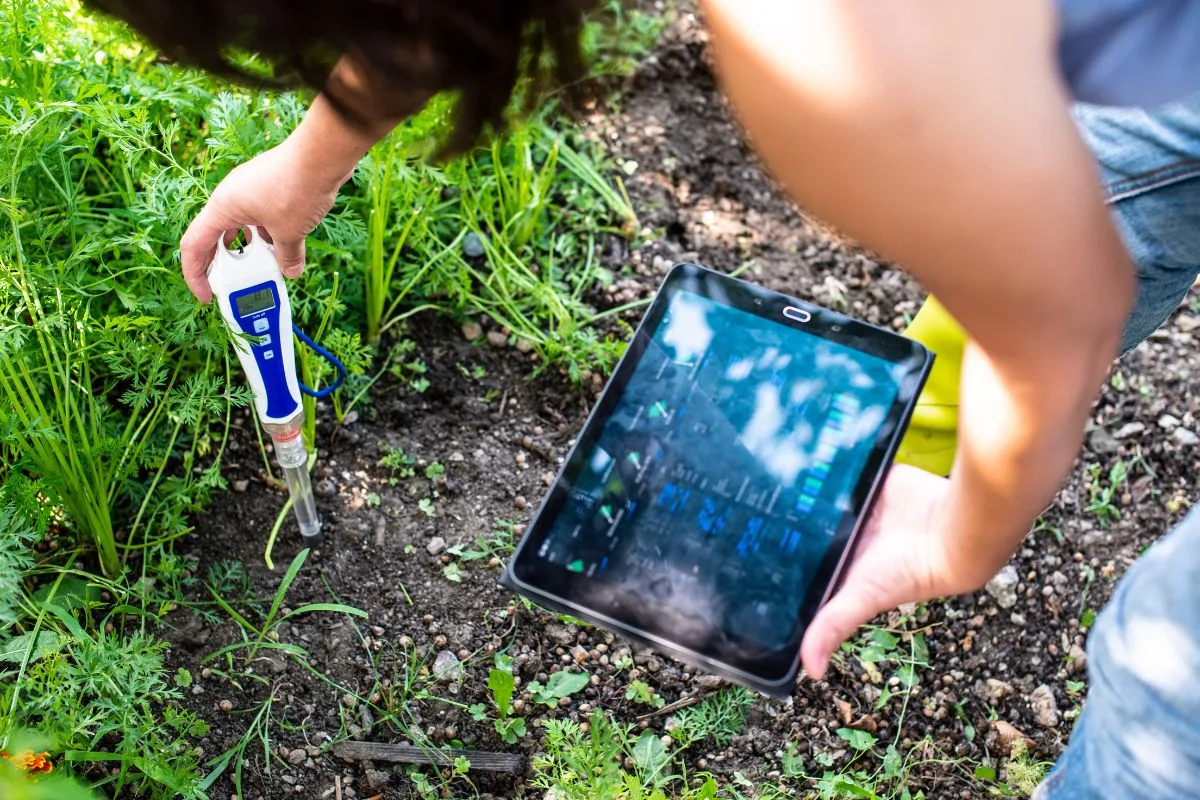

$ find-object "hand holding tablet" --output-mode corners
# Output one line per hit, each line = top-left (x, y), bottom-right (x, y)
(502, 264), (933, 697)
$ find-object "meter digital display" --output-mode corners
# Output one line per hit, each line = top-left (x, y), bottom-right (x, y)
(235, 287), (276, 317)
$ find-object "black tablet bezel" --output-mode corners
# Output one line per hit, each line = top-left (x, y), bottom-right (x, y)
(501, 263), (932, 696)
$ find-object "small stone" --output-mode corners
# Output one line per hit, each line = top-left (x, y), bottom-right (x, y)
(544, 622), (578, 646)
(315, 479), (336, 498)
(342, 410), (359, 426)
(288, 748), (306, 765)
(461, 321), (483, 341)
(1086, 426), (1118, 455)
(218, 699), (233, 713)
(985, 565), (1020, 609)
(1114, 421), (1146, 439)
(426, 536), (447, 555)
(515, 338), (533, 353)
(232, 479), (249, 493)
(463, 231), (487, 258)
(1158, 414), (1181, 431)
(1067, 644), (1088, 674)
(1177, 314), (1200, 332)
(1030, 684), (1059, 728)
(515, 496), (528, 509)
(486, 330), (508, 348)
(693, 674), (726, 691)
(1010, 613), (1027, 627)
(433, 650), (464, 682)
(364, 769), (390, 792)
(1173, 427), (1200, 446)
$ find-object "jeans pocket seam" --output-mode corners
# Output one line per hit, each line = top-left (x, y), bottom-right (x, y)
(1107, 161), (1200, 203)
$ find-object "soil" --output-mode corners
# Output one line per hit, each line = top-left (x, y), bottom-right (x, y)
(162, 6), (1200, 799)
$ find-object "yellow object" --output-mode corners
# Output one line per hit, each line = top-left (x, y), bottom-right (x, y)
(895, 296), (965, 476)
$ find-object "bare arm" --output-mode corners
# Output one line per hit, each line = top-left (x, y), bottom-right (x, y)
(180, 61), (422, 302)
(700, 0), (1134, 669)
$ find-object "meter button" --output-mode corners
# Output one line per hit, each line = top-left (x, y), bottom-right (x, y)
(258, 333), (273, 347)
(263, 350), (276, 361)
(252, 318), (269, 334)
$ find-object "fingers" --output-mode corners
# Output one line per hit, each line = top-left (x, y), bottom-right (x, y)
(180, 202), (239, 304)
(801, 572), (891, 680)
(272, 236), (306, 279)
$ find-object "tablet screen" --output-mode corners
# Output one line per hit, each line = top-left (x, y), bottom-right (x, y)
(529, 287), (904, 654)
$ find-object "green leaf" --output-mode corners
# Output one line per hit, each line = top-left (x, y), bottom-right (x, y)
(0, 631), (61, 665)
(870, 628), (900, 651)
(531, 669), (589, 705)
(881, 744), (902, 778)
(1080, 608), (1097, 628)
(836, 727), (877, 751)
(974, 764), (997, 781)
(488, 668), (515, 717)
(425, 463), (445, 480)
(174, 667), (193, 688)
(832, 778), (877, 798)
(895, 663), (918, 689)
(631, 729), (669, 777)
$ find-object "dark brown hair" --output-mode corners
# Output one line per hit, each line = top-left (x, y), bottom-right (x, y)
(84, 0), (596, 152)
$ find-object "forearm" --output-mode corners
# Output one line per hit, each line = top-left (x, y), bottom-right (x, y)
(702, 0), (1134, 578)
(285, 58), (424, 190)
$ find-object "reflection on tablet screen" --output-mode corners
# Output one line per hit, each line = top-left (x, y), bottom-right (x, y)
(534, 290), (902, 652)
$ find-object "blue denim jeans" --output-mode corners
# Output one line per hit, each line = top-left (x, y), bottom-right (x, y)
(1032, 97), (1200, 798)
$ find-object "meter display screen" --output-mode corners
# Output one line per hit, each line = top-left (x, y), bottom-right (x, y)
(235, 287), (276, 317)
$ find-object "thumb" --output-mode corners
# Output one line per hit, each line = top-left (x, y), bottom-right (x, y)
(801, 575), (890, 681)
(272, 235), (306, 279)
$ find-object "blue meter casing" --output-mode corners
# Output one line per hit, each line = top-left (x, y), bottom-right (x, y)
(208, 227), (304, 426)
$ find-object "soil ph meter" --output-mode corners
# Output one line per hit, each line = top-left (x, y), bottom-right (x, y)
(208, 226), (345, 546)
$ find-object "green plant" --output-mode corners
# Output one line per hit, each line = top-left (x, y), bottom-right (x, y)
(469, 658), (527, 745)
(670, 686), (756, 747)
(1003, 739), (1053, 797)
(625, 678), (665, 709)
(528, 669), (590, 708)
(532, 711), (718, 800)
(1084, 460), (1127, 527)
(380, 445), (418, 481)
(202, 549), (366, 668)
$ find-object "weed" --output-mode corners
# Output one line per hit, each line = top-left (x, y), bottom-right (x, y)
(528, 669), (591, 708)
(1003, 739), (1053, 796)
(469, 657), (527, 744)
(380, 445), (419, 481)
(670, 686), (757, 747)
(626, 678), (665, 709)
(1084, 460), (1127, 527)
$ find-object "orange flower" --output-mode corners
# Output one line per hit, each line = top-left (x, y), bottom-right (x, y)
(2, 750), (54, 775)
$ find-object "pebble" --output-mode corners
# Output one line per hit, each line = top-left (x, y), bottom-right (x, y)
(1158, 414), (1181, 430)
(461, 321), (482, 341)
(433, 650), (464, 682)
(218, 699), (233, 713)
(1067, 644), (1088, 674)
(486, 330), (508, 348)
(364, 769), (390, 792)
(463, 231), (487, 258)
(287, 748), (306, 765)
(1010, 613), (1027, 627)
(315, 479), (336, 498)
(426, 536), (447, 555)
(515, 496), (528, 509)
(1030, 684), (1059, 728)
(232, 479), (249, 493)
(984, 565), (1020, 609)
(1086, 426), (1118, 455)
(1173, 427), (1200, 446)
(1115, 421), (1146, 439)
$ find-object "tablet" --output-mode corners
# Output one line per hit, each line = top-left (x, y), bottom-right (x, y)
(501, 263), (933, 697)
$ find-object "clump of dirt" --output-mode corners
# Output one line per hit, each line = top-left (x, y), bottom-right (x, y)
(164, 6), (1200, 799)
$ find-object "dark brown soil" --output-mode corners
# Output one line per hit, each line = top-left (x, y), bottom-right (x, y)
(163, 7), (1200, 799)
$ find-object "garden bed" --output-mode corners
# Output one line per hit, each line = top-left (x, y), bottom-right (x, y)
(157, 7), (1200, 800)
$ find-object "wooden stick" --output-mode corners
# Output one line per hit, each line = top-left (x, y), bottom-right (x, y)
(332, 741), (525, 773)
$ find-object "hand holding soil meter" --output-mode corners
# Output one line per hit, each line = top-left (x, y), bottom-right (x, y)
(208, 226), (346, 549)
(503, 263), (933, 697)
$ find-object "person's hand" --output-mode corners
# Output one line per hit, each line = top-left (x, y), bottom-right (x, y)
(180, 139), (351, 303)
(800, 464), (991, 680)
